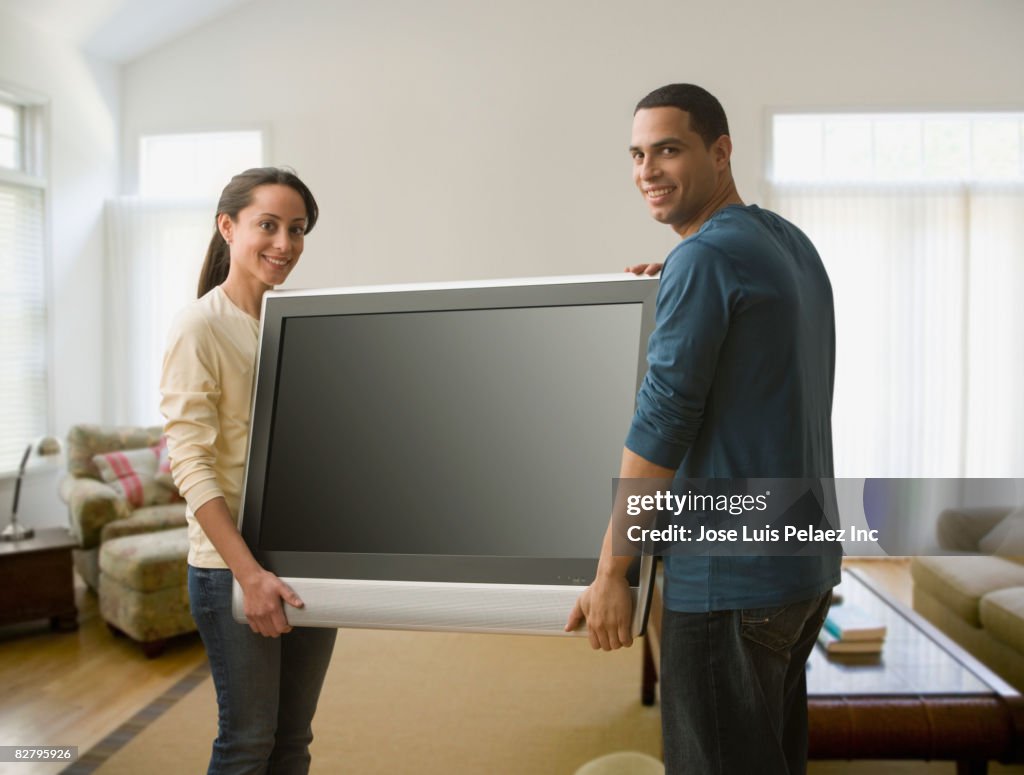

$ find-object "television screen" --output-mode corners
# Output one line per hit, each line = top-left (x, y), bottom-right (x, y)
(235, 275), (659, 635)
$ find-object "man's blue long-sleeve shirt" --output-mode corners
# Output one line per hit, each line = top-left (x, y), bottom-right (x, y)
(625, 204), (841, 612)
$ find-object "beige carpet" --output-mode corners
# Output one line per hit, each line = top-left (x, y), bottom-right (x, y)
(87, 626), (1024, 774)
(93, 628), (661, 774)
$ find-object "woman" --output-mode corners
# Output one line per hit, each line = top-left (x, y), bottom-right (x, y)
(161, 167), (337, 774)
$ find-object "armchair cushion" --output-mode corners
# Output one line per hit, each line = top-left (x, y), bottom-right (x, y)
(66, 424), (165, 481)
(92, 441), (180, 508)
(100, 530), (190, 593)
(62, 476), (130, 549)
(100, 504), (189, 542)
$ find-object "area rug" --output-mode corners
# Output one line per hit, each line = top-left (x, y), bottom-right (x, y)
(83, 629), (661, 774)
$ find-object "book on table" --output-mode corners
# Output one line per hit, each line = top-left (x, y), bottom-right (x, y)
(817, 627), (884, 655)
(824, 603), (887, 642)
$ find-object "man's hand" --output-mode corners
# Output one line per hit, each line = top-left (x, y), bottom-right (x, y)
(624, 262), (663, 276)
(239, 568), (305, 637)
(567, 449), (671, 651)
(565, 573), (635, 651)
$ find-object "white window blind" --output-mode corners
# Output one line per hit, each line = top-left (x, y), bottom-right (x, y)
(768, 112), (1024, 479)
(0, 181), (46, 472)
(105, 130), (264, 425)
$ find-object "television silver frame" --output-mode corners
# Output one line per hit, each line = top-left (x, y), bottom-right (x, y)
(232, 274), (659, 637)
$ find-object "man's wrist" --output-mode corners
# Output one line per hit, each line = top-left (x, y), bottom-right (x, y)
(595, 558), (632, 581)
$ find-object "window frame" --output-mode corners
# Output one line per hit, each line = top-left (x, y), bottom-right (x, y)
(0, 82), (52, 477)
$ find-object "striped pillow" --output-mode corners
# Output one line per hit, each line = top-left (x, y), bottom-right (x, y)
(92, 439), (181, 508)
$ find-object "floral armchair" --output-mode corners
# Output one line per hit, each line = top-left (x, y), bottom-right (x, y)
(59, 424), (187, 590)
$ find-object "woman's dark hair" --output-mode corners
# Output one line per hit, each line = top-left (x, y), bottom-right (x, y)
(197, 167), (320, 297)
(634, 84), (730, 149)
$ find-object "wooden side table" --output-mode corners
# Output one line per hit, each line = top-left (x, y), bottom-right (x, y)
(0, 527), (79, 631)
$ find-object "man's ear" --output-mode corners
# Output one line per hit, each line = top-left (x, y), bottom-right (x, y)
(217, 212), (234, 244)
(712, 135), (733, 170)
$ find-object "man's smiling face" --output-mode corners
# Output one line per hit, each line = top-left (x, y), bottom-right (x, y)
(630, 106), (729, 236)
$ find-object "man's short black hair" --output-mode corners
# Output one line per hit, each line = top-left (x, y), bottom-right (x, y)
(635, 84), (730, 148)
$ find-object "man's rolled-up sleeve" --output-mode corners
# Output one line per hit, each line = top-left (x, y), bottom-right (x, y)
(625, 239), (736, 469)
(160, 310), (224, 514)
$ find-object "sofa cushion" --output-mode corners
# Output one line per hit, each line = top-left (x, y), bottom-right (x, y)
(937, 507), (1016, 552)
(979, 507), (1024, 556)
(92, 441), (181, 508)
(980, 587), (1024, 655)
(911, 556), (1024, 627)
(99, 528), (190, 593)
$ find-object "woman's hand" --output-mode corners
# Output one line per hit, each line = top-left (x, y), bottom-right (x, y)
(238, 568), (305, 637)
(190, 497), (305, 638)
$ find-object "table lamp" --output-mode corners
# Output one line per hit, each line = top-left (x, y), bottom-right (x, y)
(2, 436), (62, 542)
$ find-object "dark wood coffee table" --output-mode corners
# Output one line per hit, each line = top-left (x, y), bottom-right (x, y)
(0, 527), (79, 632)
(641, 566), (1024, 774)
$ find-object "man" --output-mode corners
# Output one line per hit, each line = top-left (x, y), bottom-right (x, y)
(565, 84), (840, 774)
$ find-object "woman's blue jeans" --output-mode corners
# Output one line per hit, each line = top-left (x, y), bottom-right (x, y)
(660, 590), (832, 775)
(188, 566), (338, 775)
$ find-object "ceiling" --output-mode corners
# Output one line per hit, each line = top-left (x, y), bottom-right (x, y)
(0, 0), (253, 63)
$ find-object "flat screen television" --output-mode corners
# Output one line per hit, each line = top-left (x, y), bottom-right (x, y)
(233, 274), (659, 636)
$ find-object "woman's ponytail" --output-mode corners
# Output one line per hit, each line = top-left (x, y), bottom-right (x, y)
(197, 230), (231, 298)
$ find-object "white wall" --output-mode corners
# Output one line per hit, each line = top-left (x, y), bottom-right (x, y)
(121, 0), (1024, 290)
(0, 10), (119, 527)
(5, 1), (1012, 532)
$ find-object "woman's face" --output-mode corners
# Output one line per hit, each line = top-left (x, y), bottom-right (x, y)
(219, 184), (307, 289)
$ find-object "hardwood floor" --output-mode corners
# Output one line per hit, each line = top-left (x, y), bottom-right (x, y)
(0, 573), (205, 774)
(843, 556), (913, 605)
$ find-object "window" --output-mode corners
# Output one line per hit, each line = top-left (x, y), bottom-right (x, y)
(0, 91), (47, 473)
(772, 112), (1024, 183)
(0, 101), (21, 170)
(105, 130), (264, 425)
(139, 130), (264, 198)
(768, 111), (1024, 482)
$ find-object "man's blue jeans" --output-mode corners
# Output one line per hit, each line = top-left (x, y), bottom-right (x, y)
(188, 566), (338, 775)
(660, 590), (832, 775)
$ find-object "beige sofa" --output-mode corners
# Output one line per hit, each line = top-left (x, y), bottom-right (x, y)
(911, 506), (1024, 690)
